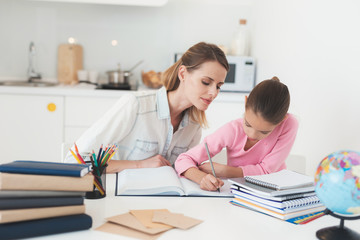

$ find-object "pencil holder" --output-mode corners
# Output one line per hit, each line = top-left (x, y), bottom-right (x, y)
(85, 162), (107, 199)
(71, 143), (117, 199)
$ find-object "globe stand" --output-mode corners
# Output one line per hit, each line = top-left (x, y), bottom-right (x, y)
(316, 209), (360, 240)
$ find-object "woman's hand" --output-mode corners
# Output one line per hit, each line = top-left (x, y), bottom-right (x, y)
(199, 174), (224, 191)
(137, 154), (171, 168)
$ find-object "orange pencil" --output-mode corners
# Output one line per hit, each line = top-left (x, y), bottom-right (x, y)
(74, 142), (79, 153)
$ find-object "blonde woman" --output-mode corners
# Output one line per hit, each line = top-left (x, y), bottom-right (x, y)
(65, 42), (229, 173)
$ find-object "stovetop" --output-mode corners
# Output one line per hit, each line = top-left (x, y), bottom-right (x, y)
(96, 83), (131, 90)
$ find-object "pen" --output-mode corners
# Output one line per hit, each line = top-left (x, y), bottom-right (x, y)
(204, 142), (220, 193)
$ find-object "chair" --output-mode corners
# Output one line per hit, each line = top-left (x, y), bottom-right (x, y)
(285, 154), (306, 174)
(212, 150), (306, 175)
(61, 142), (74, 163)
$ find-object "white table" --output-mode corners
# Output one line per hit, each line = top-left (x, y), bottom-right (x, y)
(32, 174), (360, 240)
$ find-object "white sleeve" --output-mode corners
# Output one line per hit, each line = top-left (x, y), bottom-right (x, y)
(64, 94), (138, 163)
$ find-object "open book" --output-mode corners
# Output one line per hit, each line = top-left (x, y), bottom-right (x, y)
(115, 166), (232, 197)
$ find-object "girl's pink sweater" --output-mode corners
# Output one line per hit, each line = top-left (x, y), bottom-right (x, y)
(175, 114), (298, 176)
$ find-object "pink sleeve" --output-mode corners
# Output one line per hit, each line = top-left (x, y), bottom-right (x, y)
(174, 120), (239, 176)
(241, 115), (299, 176)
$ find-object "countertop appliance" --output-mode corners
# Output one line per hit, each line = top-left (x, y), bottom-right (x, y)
(221, 55), (255, 92)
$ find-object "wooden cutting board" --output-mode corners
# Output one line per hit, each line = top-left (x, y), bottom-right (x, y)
(57, 44), (83, 84)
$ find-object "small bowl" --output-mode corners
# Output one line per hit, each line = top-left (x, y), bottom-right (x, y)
(141, 70), (163, 89)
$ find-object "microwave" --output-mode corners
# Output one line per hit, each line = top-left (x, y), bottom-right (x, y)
(222, 55), (255, 92)
(174, 53), (255, 92)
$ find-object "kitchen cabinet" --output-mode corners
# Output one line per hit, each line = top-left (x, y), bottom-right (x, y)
(0, 94), (64, 164)
(0, 87), (244, 164)
(64, 96), (120, 143)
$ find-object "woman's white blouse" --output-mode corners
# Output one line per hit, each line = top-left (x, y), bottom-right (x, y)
(65, 87), (202, 165)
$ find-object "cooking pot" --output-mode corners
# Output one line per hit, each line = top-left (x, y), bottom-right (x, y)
(106, 60), (143, 85)
(106, 70), (126, 85)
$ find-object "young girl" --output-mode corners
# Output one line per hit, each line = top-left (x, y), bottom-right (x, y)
(174, 77), (298, 191)
(65, 42), (229, 173)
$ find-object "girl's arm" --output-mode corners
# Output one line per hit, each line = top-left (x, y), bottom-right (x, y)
(175, 120), (239, 176)
(199, 162), (244, 178)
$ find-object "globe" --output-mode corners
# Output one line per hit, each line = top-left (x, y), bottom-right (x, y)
(314, 150), (360, 215)
(314, 150), (360, 240)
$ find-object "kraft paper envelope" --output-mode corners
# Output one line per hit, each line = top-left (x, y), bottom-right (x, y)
(106, 212), (170, 235)
(96, 222), (163, 240)
(152, 211), (203, 230)
(130, 209), (173, 229)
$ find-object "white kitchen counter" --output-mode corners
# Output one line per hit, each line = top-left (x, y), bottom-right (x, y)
(0, 83), (246, 102)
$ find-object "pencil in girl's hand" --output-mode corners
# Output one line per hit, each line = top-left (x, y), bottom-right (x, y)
(204, 142), (220, 193)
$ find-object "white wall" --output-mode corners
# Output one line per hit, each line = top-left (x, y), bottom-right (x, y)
(0, 0), (251, 82)
(1, 0), (359, 175)
(252, 0), (360, 175)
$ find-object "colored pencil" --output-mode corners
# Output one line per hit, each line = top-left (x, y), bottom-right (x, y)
(69, 149), (82, 164)
(204, 142), (220, 193)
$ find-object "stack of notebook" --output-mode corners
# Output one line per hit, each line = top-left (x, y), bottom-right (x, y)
(228, 169), (325, 222)
(0, 160), (94, 239)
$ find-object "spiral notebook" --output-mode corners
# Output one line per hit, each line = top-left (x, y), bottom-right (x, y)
(244, 169), (314, 190)
(231, 188), (321, 209)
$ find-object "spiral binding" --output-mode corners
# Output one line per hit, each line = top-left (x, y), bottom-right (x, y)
(283, 196), (320, 209)
(244, 176), (279, 190)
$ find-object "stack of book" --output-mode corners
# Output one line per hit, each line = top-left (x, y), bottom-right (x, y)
(228, 169), (325, 221)
(0, 161), (94, 240)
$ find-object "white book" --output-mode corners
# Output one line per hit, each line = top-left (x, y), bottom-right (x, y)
(231, 198), (325, 220)
(244, 169), (314, 190)
(232, 192), (323, 213)
(115, 166), (233, 197)
(228, 178), (315, 197)
(231, 188), (319, 209)
(230, 185), (316, 201)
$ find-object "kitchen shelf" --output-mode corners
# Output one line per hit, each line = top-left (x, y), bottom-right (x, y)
(30, 0), (168, 6)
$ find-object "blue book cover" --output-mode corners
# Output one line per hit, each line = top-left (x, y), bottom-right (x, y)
(0, 214), (92, 240)
(0, 161), (91, 177)
(0, 196), (84, 210)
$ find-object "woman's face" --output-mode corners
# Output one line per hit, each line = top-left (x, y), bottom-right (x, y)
(180, 61), (227, 111)
(242, 108), (277, 142)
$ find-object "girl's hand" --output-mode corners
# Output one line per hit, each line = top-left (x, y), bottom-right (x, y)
(137, 155), (171, 168)
(199, 174), (224, 191)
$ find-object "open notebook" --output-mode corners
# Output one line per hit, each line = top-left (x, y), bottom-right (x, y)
(115, 166), (232, 197)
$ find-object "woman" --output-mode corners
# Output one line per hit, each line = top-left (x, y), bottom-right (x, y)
(65, 42), (229, 173)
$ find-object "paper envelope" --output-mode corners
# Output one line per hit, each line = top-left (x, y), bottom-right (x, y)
(152, 211), (203, 230)
(106, 212), (171, 234)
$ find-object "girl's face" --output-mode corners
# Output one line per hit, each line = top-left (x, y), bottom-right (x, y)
(179, 61), (227, 111)
(243, 108), (277, 142)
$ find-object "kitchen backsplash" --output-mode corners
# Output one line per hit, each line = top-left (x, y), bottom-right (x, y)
(0, 0), (252, 83)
